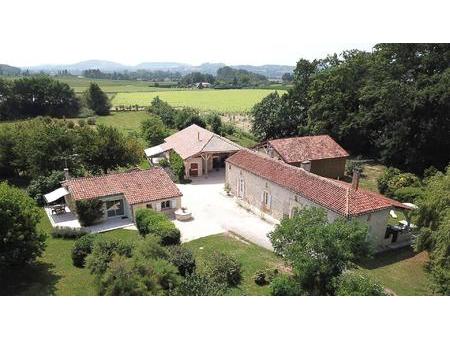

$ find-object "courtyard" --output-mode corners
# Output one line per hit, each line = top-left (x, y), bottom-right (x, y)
(174, 170), (277, 250)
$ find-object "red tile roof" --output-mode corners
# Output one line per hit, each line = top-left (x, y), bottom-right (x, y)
(267, 135), (349, 163)
(63, 168), (182, 205)
(226, 150), (409, 217)
(162, 124), (241, 159)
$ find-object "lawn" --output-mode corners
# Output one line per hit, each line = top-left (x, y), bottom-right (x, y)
(184, 233), (286, 296)
(358, 247), (432, 295)
(359, 163), (387, 192)
(1, 214), (283, 295)
(112, 89), (285, 113)
(76, 110), (150, 135)
(0, 214), (140, 296)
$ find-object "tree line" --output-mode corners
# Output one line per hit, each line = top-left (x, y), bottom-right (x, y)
(251, 43), (450, 174)
(0, 76), (112, 120)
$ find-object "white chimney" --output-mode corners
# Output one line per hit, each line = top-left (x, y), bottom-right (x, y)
(64, 168), (70, 181)
(352, 169), (360, 190)
(300, 160), (311, 172)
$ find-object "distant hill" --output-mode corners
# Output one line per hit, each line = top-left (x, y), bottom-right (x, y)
(0, 64), (21, 76)
(18, 60), (294, 79)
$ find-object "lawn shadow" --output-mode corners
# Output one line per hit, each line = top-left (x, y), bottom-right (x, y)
(359, 246), (417, 270)
(0, 261), (61, 296)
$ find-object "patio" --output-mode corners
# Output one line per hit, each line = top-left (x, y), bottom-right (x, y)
(44, 206), (135, 234)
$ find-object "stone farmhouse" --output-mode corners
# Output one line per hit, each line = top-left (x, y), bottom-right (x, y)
(145, 124), (242, 178)
(225, 149), (412, 251)
(61, 168), (182, 222)
(254, 135), (349, 178)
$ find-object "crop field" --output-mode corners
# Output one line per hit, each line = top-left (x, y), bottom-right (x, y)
(112, 89), (285, 113)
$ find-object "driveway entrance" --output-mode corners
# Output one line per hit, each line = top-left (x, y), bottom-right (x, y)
(174, 169), (276, 250)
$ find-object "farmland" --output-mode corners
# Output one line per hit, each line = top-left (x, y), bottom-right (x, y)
(112, 89), (285, 113)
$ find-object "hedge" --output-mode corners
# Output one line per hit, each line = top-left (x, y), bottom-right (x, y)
(135, 208), (180, 245)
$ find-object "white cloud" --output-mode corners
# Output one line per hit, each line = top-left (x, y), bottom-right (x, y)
(1, 0), (447, 67)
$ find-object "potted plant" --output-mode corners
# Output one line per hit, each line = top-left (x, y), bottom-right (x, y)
(224, 183), (231, 196)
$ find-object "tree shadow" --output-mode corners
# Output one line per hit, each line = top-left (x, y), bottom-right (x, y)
(359, 246), (417, 270)
(0, 262), (61, 296)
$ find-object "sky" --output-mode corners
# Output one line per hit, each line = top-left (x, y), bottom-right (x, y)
(1, 0), (447, 67)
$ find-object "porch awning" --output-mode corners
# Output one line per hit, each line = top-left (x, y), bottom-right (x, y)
(144, 144), (166, 157)
(44, 187), (69, 203)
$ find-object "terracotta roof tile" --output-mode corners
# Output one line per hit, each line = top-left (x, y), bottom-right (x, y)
(161, 124), (241, 159)
(63, 168), (182, 205)
(268, 135), (349, 163)
(226, 150), (408, 217)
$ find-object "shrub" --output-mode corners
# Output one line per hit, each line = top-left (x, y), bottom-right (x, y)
(27, 171), (65, 206)
(253, 268), (279, 286)
(66, 120), (75, 128)
(51, 226), (88, 239)
(151, 258), (182, 291)
(87, 117), (96, 125)
(141, 114), (168, 146)
(169, 151), (185, 182)
(392, 186), (424, 203)
(334, 271), (387, 296)
(135, 208), (181, 245)
(176, 273), (226, 296)
(204, 251), (242, 287)
(221, 123), (236, 135)
(71, 234), (97, 267)
(378, 167), (421, 198)
(345, 160), (363, 176)
(0, 182), (46, 269)
(86, 238), (134, 275)
(137, 235), (169, 260)
(270, 275), (303, 296)
(78, 119), (86, 127)
(78, 107), (95, 118)
(158, 158), (169, 168)
(75, 198), (104, 226)
(167, 246), (196, 276)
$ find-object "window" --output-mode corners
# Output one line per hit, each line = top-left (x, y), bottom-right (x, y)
(146, 204), (153, 209)
(161, 200), (171, 210)
(238, 178), (245, 198)
(263, 191), (271, 209)
(106, 199), (124, 218)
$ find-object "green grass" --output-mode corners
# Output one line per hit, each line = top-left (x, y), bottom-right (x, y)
(1, 214), (140, 296)
(358, 247), (432, 295)
(112, 89), (285, 113)
(359, 163), (387, 192)
(76, 110), (150, 135)
(184, 233), (286, 296)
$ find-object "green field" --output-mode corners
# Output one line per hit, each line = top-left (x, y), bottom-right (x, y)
(112, 89), (285, 113)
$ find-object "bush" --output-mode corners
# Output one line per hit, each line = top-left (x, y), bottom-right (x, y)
(392, 186), (424, 203)
(0, 182), (46, 269)
(141, 114), (168, 146)
(253, 268), (279, 286)
(87, 117), (96, 125)
(169, 151), (185, 182)
(86, 238), (134, 275)
(176, 273), (227, 296)
(78, 107), (95, 118)
(270, 275), (303, 296)
(221, 123), (236, 135)
(75, 198), (104, 226)
(137, 235), (169, 260)
(135, 208), (181, 245)
(334, 271), (387, 296)
(204, 251), (242, 287)
(27, 171), (65, 206)
(78, 119), (86, 127)
(159, 158), (169, 168)
(174, 108), (206, 130)
(167, 246), (196, 276)
(51, 226), (88, 239)
(71, 234), (97, 267)
(377, 167), (421, 198)
(345, 160), (363, 176)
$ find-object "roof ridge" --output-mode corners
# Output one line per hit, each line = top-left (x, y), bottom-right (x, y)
(65, 167), (160, 183)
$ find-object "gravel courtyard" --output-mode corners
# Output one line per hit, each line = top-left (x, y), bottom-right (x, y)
(174, 170), (276, 250)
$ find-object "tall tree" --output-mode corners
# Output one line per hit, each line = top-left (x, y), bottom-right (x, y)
(85, 83), (111, 116)
(0, 182), (46, 271)
(141, 114), (168, 146)
(269, 207), (372, 295)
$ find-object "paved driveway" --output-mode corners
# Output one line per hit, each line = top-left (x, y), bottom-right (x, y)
(174, 170), (276, 250)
